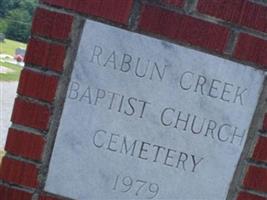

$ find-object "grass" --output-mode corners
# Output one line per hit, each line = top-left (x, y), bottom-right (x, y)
(0, 61), (22, 81)
(0, 39), (27, 56)
(0, 39), (25, 81)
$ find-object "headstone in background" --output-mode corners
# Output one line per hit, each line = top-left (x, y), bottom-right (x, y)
(15, 48), (26, 62)
(0, 33), (5, 43)
(15, 48), (26, 57)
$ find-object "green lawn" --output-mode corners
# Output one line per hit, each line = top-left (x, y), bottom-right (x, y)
(0, 39), (27, 56)
(0, 61), (22, 81)
(0, 39), (25, 81)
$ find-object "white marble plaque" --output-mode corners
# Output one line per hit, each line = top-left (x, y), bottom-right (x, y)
(45, 19), (265, 200)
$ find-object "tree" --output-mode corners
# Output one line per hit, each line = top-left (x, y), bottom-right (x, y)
(0, 0), (20, 17)
(20, 0), (37, 15)
(0, 0), (36, 42)
(0, 19), (7, 33)
(5, 9), (31, 42)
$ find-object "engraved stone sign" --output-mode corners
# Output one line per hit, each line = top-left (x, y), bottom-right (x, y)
(45, 20), (265, 200)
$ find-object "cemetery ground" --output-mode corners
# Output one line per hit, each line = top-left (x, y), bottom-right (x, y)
(0, 39), (26, 56)
(0, 39), (26, 163)
(0, 61), (22, 81)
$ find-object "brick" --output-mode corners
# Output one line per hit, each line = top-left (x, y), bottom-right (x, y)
(5, 129), (45, 161)
(41, 0), (133, 25)
(263, 113), (267, 132)
(0, 185), (32, 200)
(18, 69), (59, 102)
(253, 136), (267, 162)
(197, 0), (246, 23)
(41, 0), (74, 10)
(234, 33), (267, 68)
(162, 0), (184, 7)
(240, 2), (267, 33)
(243, 166), (267, 193)
(237, 192), (266, 200)
(32, 8), (73, 40)
(25, 39), (66, 72)
(138, 5), (229, 53)
(197, 0), (267, 33)
(0, 157), (38, 188)
(11, 98), (50, 130)
(40, 194), (62, 200)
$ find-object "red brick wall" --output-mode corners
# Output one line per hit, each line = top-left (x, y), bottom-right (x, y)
(0, 0), (267, 199)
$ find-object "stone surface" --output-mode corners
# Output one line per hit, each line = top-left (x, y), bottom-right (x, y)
(0, 81), (18, 148)
(45, 20), (265, 200)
